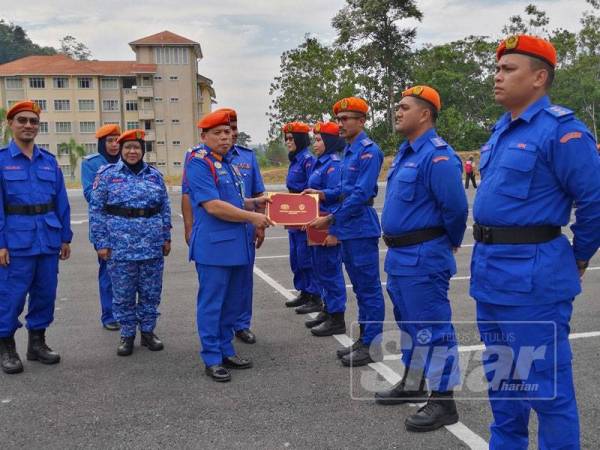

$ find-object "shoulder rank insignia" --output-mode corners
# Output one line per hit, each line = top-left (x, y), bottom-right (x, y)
(331, 154), (340, 161)
(432, 156), (449, 163)
(430, 137), (447, 149)
(194, 149), (208, 159)
(360, 152), (373, 160)
(559, 131), (582, 144)
(545, 105), (574, 119)
(360, 138), (374, 147)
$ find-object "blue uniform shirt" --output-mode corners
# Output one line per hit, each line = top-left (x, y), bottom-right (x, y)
(286, 147), (314, 193)
(89, 160), (171, 261)
(0, 141), (72, 255)
(471, 96), (600, 305)
(186, 147), (253, 266)
(382, 128), (468, 276)
(81, 153), (109, 203)
(324, 131), (383, 240)
(307, 152), (342, 214)
(231, 145), (265, 198)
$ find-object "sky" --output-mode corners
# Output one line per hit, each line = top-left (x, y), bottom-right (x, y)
(0, 0), (593, 144)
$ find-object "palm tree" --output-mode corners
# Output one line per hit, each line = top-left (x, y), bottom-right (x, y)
(58, 138), (85, 180)
(0, 108), (12, 146)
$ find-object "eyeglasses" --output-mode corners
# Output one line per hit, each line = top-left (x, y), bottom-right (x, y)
(285, 136), (294, 142)
(15, 116), (40, 126)
(335, 115), (362, 123)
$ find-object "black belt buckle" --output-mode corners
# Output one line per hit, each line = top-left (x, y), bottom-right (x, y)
(35, 205), (42, 214)
(473, 224), (489, 243)
(137, 209), (145, 217)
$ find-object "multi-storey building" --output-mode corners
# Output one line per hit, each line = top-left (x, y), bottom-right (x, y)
(0, 30), (215, 177)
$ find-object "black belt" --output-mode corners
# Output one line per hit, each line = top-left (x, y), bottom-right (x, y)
(5, 201), (54, 215)
(473, 223), (561, 244)
(338, 194), (375, 206)
(105, 205), (161, 218)
(383, 227), (446, 247)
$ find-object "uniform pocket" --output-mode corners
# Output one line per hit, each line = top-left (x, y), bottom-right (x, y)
(3, 170), (29, 194)
(208, 229), (238, 243)
(395, 167), (418, 202)
(494, 144), (537, 199)
(486, 245), (536, 293)
(44, 214), (63, 248)
(6, 222), (36, 250)
(36, 168), (57, 194)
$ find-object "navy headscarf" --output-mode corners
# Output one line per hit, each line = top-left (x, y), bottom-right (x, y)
(98, 137), (120, 164)
(120, 139), (146, 174)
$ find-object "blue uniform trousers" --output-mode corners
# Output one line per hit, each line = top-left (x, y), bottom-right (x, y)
(288, 230), (319, 296)
(341, 237), (385, 344)
(387, 271), (460, 392)
(97, 257), (115, 325)
(477, 300), (579, 450)
(234, 247), (255, 332)
(196, 263), (246, 367)
(0, 254), (59, 337)
(107, 258), (164, 338)
(310, 244), (346, 313)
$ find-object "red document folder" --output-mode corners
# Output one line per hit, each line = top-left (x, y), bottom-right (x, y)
(266, 193), (319, 226)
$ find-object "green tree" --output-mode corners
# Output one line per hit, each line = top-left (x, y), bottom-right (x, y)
(264, 139), (288, 166)
(59, 139), (85, 180)
(268, 36), (358, 137)
(0, 108), (12, 146)
(0, 20), (56, 64)
(59, 35), (92, 61)
(237, 131), (252, 147)
(502, 4), (550, 36)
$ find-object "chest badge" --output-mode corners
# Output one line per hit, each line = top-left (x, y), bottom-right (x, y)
(214, 161), (222, 169)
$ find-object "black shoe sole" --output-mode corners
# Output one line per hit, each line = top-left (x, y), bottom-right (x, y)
(103, 324), (120, 331)
(341, 356), (373, 367)
(222, 362), (253, 370)
(26, 353), (60, 364)
(117, 350), (134, 357)
(295, 306), (322, 315)
(205, 370), (232, 382)
(1, 365), (24, 374)
(311, 326), (346, 337)
(405, 413), (459, 432)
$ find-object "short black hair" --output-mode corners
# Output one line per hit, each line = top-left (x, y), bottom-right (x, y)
(528, 57), (555, 89)
(413, 96), (438, 123)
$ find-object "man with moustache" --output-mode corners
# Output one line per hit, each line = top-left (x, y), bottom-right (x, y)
(471, 35), (600, 449)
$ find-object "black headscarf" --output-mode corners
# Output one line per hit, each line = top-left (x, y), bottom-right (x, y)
(321, 133), (346, 155)
(288, 132), (311, 162)
(120, 139), (145, 174)
(98, 137), (120, 164)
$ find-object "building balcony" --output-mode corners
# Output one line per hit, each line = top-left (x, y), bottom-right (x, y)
(138, 109), (155, 120)
(136, 86), (154, 98)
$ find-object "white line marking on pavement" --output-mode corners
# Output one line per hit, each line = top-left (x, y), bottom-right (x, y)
(254, 264), (489, 449)
(71, 220), (88, 225)
(1, 398), (12, 404)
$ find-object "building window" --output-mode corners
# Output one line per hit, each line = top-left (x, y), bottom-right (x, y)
(145, 142), (153, 153)
(170, 97), (179, 103)
(156, 140), (165, 145)
(79, 121), (96, 133)
(39, 122), (49, 134)
(83, 143), (97, 154)
(122, 77), (136, 89)
(38, 143), (51, 151)
(169, 76), (178, 81)
(78, 77), (93, 88)
(125, 100), (138, 111)
(59, 164), (71, 172)
(154, 97), (163, 102)
(101, 78), (118, 89)
(6, 100), (18, 109)
(102, 100), (119, 112)
(172, 140), (181, 146)
(173, 161), (181, 167)
(54, 100), (71, 111)
(55, 122), (72, 133)
(78, 99), (95, 111)
(126, 121), (139, 130)
(172, 119), (180, 124)
(155, 119), (164, 124)
(53, 77), (69, 89)
(5, 78), (22, 89)
(32, 99), (47, 111)
(153, 75), (162, 81)
(154, 47), (189, 65)
(140, 76), (152, 87)
(29, 77), (45, 88)
(103, 121), (120, 126)
(157, 161), (166, 166)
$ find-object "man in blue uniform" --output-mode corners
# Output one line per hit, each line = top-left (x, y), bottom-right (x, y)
(0, 100), (72, 374)
(307, 97), (385, 367)
(81, 123), (121, 331)
(282, 122), (321, 314)
(376, 86), (468, 432)
(471, 35), (600, 449)
(185, 110), (273, 382)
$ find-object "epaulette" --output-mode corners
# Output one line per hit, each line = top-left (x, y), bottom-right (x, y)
(39, 148), (56, 158)
(235, 144), (254, 153)
(84, 153), (101, 160)
(544, 105), (574, 122)
(331, 153), (341, 161)
(0, 147), (8, 152)
(360, 138), (374, 147)
(192, 148), (208, 159)
(430, 136), (448, 149)
(97, 163), (116, 175)
(303, 152), (312, 159)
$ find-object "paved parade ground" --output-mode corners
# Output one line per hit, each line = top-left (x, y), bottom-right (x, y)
(1, 186), (599, 449)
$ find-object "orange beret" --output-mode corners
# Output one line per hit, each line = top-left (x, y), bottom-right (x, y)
(313, 121), (340, 136)
(282, 122), (310, 134)
(332, 97), (369, 116)
(496, 34), (557, 67)
(197, 110), (231, 130)
(117, 129), (145, 144)
(402, 85), (442, 112)
(7, 100), (41, 120)
(214, 108), (237, 122)
(95, 124), (121, 139)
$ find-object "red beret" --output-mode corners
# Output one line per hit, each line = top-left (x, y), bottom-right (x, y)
(117, 129), (145, 143)
(282, 122), (310, 134)
(496, 34), (557, 67)
(313, 121), (340, 136)
(197, 110), (231, 130)
(96, 124), (121, 139)
(402, 85), (442, 112)
(332, 97), (369, 116)
(7, 100), (41, 120)
(214, 108), (237, 122)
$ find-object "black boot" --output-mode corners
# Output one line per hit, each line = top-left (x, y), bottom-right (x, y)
(405, 391), (459, 432)
(26, 329), (60, 364)
(117, 336), (135, 356)
(375, 366), (428, 405)
(341, 341), (377, 367)
(285, 291), (310, 308)
(305, 311), (328, 329)
(311, 312), (346, 336)
(295, 294), (323, 314)
(336, 323), (364, 359)
(0, 337), (23, 374)
(141, 332), (164, 351)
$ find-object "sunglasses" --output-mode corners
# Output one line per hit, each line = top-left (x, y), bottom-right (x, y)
(15, 116), (40, 126)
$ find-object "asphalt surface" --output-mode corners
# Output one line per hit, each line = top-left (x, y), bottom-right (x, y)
(1, 187), (599, 449)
